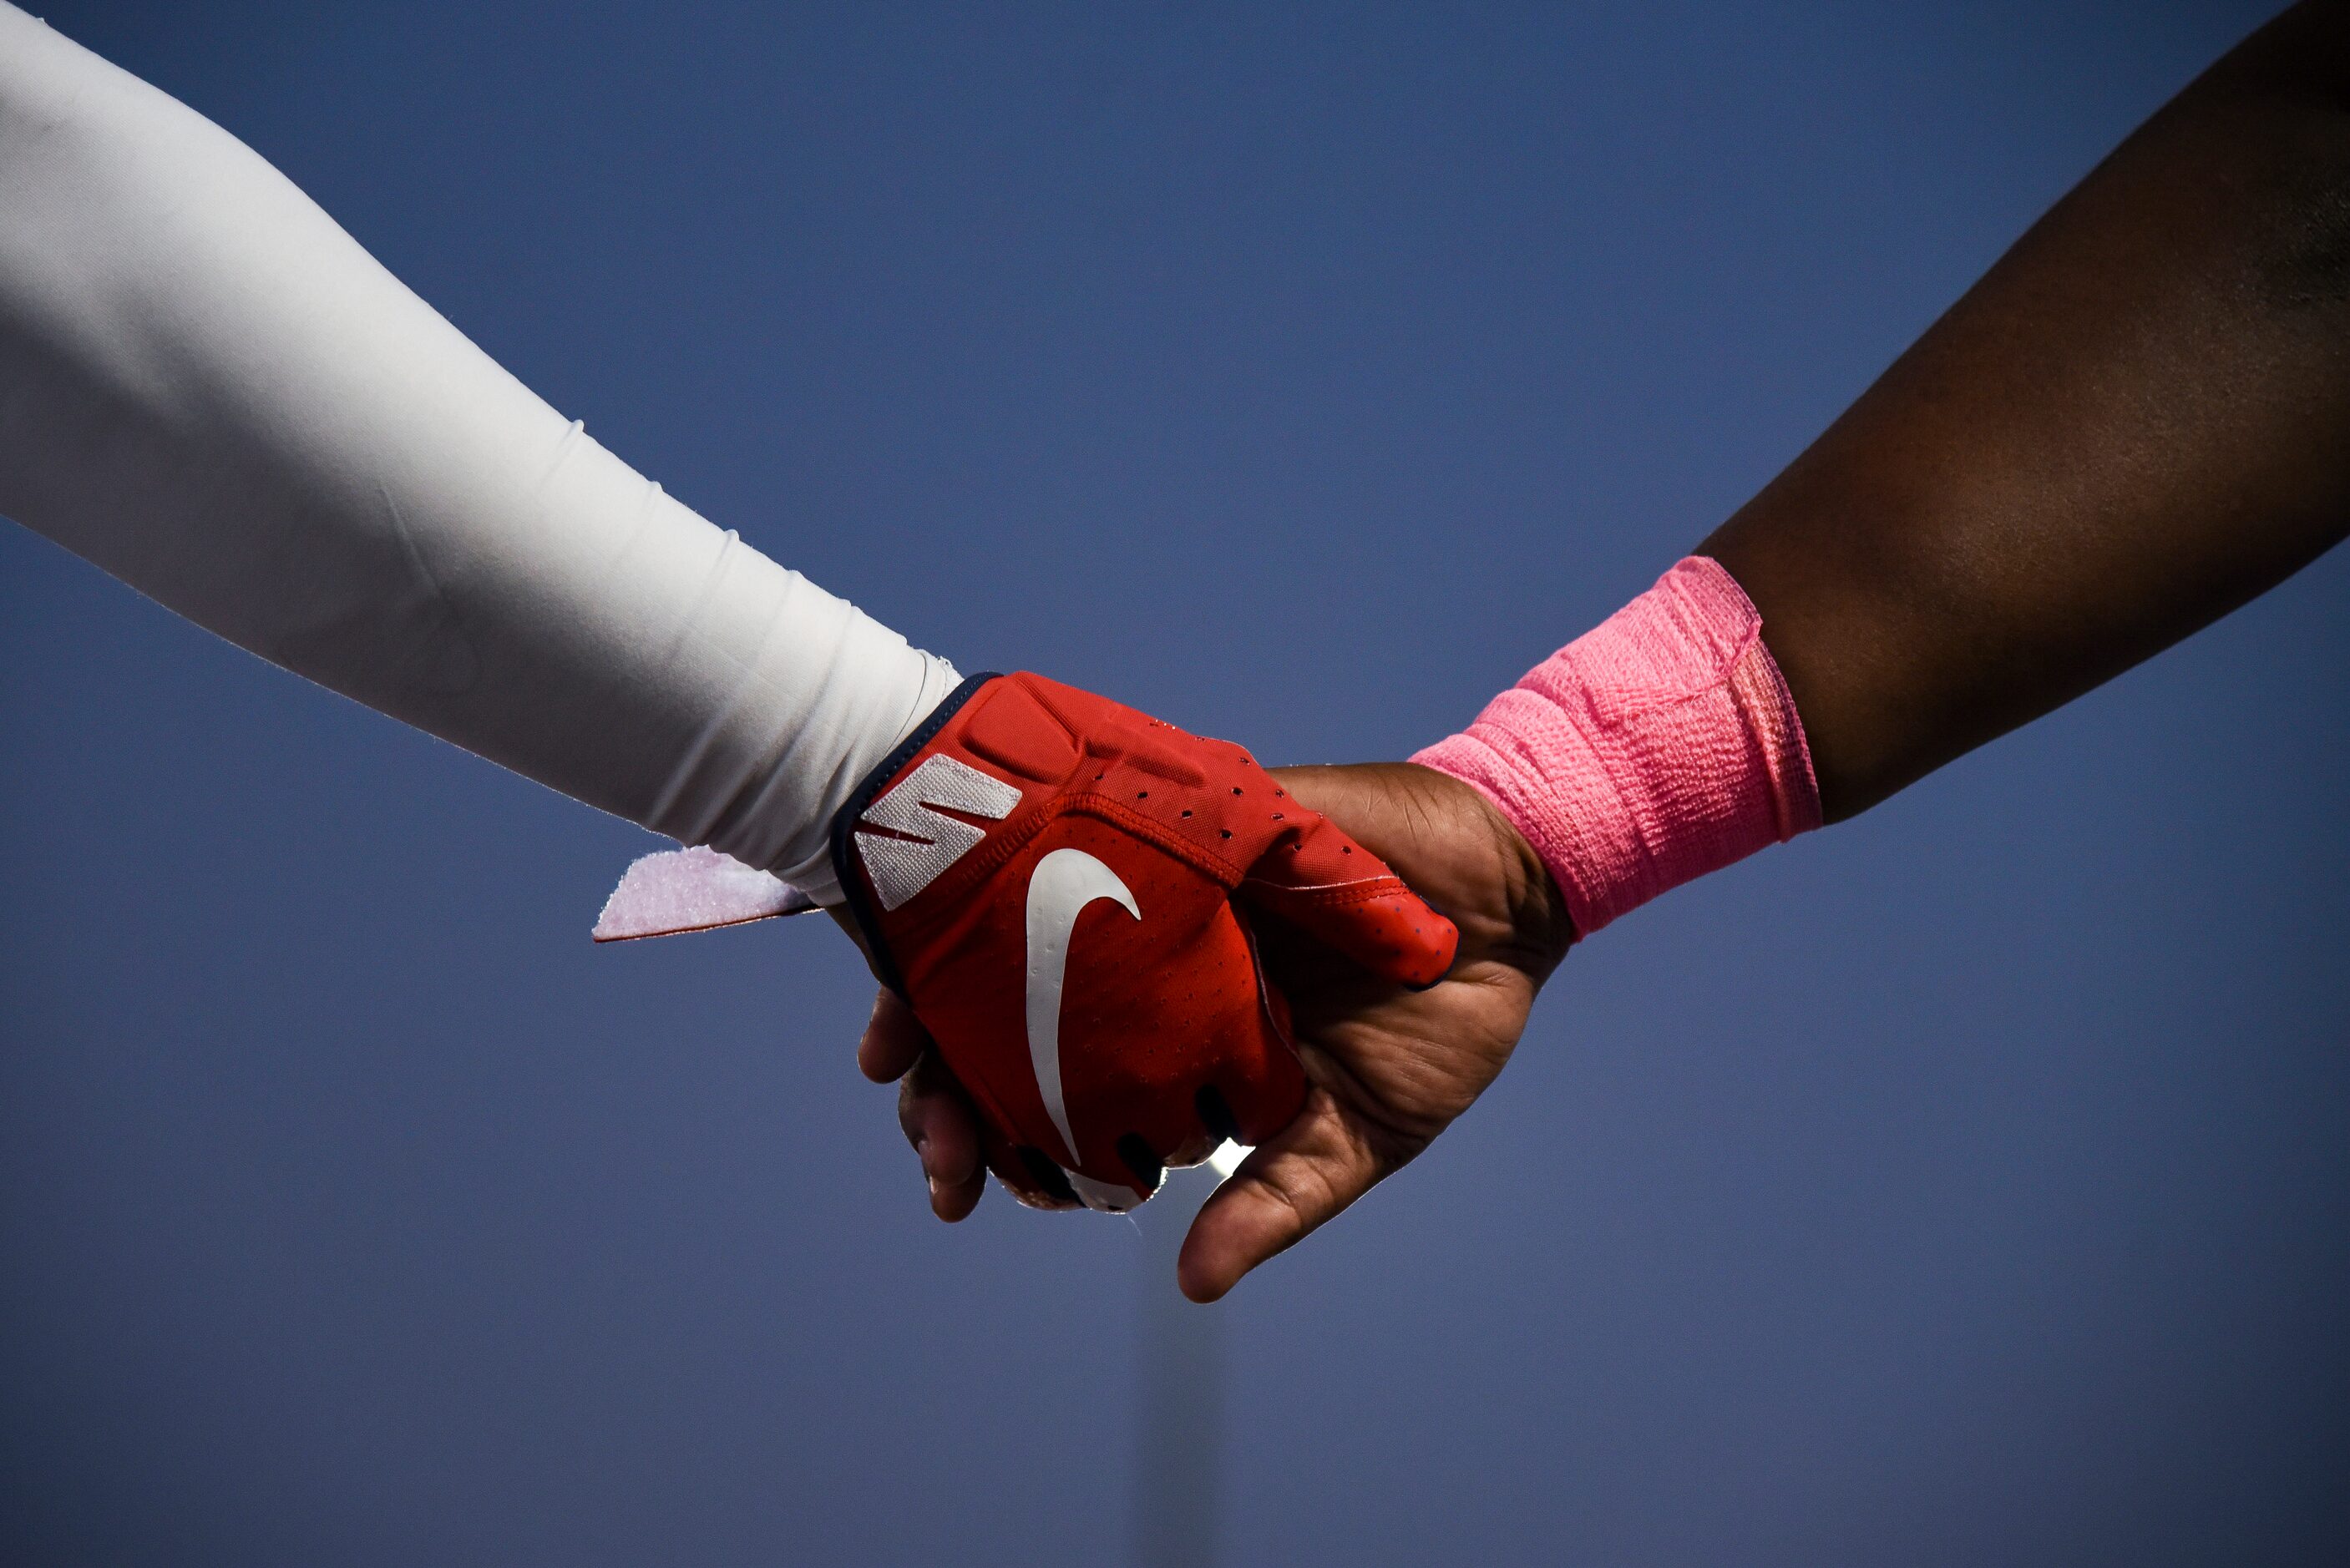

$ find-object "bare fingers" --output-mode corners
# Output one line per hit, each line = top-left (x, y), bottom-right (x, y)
(857, 988), (927, 1083)
(1174, 1084), (1409, 1302)
(899, 1051), (985, 1220)
(860, 987), (985, 1221)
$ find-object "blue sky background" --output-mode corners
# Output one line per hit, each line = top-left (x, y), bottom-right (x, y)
(4, 2), (2345, 1563)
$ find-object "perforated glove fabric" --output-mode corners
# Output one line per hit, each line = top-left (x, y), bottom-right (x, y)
(832, 672), (1460, 1211)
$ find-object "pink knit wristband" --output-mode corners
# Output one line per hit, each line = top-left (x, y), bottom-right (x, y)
(1412, 555), (1821, 939)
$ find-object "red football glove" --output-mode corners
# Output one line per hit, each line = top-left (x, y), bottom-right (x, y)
(831, 672), (1459, 1211)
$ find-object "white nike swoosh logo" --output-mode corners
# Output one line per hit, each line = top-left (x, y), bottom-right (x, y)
(1024, 847), (1141, 1167)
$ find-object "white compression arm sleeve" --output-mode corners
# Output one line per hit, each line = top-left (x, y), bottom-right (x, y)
(0, 6), (955, 903)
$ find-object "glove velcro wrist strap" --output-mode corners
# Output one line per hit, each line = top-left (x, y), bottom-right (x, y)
(828, 670), (1002, 995)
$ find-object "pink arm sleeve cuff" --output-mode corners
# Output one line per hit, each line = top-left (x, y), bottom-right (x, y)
(1411, 555), (1821, 939)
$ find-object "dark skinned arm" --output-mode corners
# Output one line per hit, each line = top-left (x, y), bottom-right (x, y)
(869, 1), (2350, 1300)
(1705, 0), (2350, 819)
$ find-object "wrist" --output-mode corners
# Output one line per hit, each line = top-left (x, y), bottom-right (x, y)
(1412, 557), (1821, 939)
(767, 645), (962, 907)
(1402, 761), (1576, 979)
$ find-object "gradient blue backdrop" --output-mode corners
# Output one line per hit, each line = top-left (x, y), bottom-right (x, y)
(4, 3), (2345, 1563)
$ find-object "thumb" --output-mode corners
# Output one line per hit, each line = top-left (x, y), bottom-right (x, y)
(1237, 812), (1458, 989)
(1176, 1081), (1401, 1301)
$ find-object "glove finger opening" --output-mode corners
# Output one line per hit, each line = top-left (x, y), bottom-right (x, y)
(1115, 1133), (1165, 1191)
(1010, 1145), (1083, 1208)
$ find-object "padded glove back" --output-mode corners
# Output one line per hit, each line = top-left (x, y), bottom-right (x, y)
(833, 672), (1458, 1211)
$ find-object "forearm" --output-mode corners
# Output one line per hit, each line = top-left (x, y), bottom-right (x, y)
(0, 5), (951, 898)
(1703, 0), (2350, 821)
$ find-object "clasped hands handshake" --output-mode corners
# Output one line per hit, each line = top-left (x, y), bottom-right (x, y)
(847, 675), (1573, 1304)
(600, 560), (1815, 1301)
(833, 555), (1810, 1300)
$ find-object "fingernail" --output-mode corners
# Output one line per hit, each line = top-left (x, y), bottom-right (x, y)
(926, 1175), (945, 1206)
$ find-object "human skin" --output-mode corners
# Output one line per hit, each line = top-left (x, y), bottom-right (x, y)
(864, 0), (2350, 1301)
(857, 761), (1572, 1299)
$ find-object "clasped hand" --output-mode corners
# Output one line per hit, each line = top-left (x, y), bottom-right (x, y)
(854, 762), (1573, 1302)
